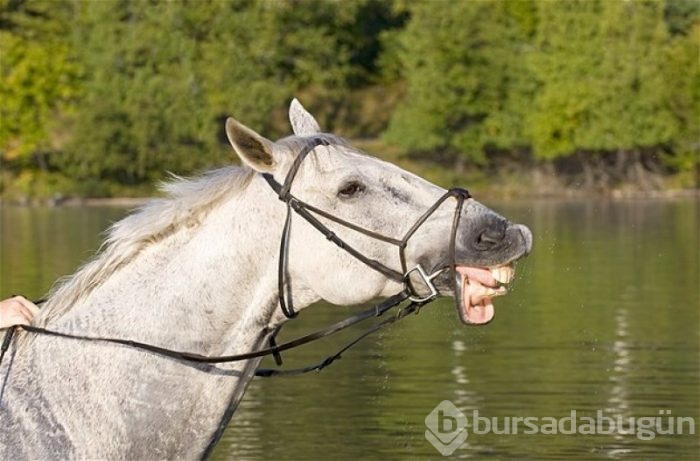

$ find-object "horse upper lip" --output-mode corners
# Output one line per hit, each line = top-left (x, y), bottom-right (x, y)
(513, 224), (533, 256)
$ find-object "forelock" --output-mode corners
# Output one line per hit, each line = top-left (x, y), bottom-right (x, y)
(275, 134), (354, 176)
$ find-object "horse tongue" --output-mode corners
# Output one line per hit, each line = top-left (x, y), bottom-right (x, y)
(462, 278), (495, 324)
(465, 295), (495, 324)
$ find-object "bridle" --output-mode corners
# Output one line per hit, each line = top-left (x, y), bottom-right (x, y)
(261, 136), (471, 317)
(0, 137), (471, 378)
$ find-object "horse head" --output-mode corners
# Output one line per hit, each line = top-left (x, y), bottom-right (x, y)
(226, 99), (532, 325)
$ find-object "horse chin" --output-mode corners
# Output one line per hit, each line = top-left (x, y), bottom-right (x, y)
(453, 264), (514, 326)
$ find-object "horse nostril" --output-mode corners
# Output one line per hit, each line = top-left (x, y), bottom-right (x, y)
(477, 228), (504, 247)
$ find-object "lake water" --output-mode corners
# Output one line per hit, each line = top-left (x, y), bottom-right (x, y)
(1, 198), (698, 460)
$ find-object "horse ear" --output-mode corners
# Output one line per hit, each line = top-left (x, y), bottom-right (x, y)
(289, 98), (321, 135)
(225, 117), (277, 173)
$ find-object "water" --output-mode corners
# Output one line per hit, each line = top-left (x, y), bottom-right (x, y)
(1, 199), (698, 460)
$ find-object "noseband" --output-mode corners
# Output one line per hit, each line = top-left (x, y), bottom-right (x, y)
(1, 137), (472, 378)
(262, 136), (471, 318)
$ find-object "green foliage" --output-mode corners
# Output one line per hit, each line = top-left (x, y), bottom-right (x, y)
(527, 0), (678, 160)
(0, 0), (697, 198)
(60, 0), (223, 185)
(665, 0), (700, 35)
(663, 20), (700, 172)
(53, 0), (408, 188)
(383, 0), (535, 165)
(0, 0), (80, 163)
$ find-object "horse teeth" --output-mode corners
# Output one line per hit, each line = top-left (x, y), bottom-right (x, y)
(491, 266), (514, 284)
(487, 287), (507, 297)
(473, 286), (507, 303)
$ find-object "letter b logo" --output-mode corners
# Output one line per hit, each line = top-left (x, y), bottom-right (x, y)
(438, 410), (457, 433)
(425, 400), (468, 456)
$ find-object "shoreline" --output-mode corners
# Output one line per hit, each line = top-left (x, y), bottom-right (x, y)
(1, 188), (698, 208)
(0, 196), (152, 207)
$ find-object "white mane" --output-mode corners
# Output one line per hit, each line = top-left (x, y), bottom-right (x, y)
(38, 133), (350, 325)
(38, 166), (254, 324)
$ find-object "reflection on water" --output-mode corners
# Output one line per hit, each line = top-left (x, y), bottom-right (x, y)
(608, 308), (630, 436)
(1, 199), (698, 460)
(0, 206), (129, 298)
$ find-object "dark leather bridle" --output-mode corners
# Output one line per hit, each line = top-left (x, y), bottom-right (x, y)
(261, 136), (471, 318)
(1, 137), (472, 377)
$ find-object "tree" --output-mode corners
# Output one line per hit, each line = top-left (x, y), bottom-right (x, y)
(527, 0), (678, 170)
(58, 0), (404, 191)
(663, 3), (699, 181)
(383, 0), (535, 167)
(0, 0), (79, 168)
(56, 1), (222, 190)
(2, 0), (696, 197)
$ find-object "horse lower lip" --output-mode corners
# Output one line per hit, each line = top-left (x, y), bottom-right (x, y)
(453, 265), (514, 325)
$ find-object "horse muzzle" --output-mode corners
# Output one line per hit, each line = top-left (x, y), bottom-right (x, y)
(414, 221), (532, 325)
(451, 222), (532, 325)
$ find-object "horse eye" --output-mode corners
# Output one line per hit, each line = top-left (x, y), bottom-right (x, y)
(337, 181), (365, 198)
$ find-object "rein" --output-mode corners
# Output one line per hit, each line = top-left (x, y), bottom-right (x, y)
(1, 291), (417, 376)
(1, 137), (471, 377)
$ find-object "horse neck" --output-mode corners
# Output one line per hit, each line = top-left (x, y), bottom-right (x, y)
(50, 179), (283, 356)
(2, 179), (293, 459)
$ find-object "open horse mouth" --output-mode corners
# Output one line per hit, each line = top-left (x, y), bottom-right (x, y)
(454, 264), (515, 325)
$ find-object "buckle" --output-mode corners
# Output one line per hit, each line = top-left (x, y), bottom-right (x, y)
(404, 265), (442, 303)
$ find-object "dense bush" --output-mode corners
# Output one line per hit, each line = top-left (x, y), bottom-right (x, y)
(1, 0), (697, 197)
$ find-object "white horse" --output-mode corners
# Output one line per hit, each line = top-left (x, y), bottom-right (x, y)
(0, 99), (532, 459)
